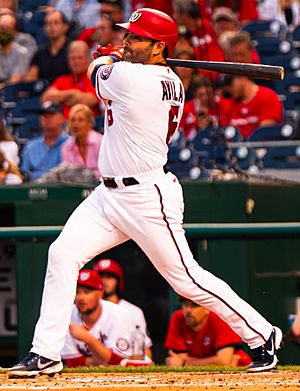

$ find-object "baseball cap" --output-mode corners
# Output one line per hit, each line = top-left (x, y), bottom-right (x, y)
(212, 7), (238, 23)
(77, 270), (103, 291)
(39, 101), (63, 115)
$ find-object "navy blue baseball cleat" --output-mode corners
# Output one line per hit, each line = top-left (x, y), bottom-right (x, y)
(8, 352), (63, 377)
(247, 326), (283, 372)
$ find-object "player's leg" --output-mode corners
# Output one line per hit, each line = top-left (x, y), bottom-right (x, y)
(8, 185), (129, 376)
(106, 173), (282, 371)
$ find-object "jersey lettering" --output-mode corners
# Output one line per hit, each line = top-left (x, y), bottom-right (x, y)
(166, 105), (180, 144)
(161, 80), (183, 103)
(107, 100), (113, 126)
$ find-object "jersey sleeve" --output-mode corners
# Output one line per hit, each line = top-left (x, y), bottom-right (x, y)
(93, 62), (132, 104)
(212, 315), (243, 351)
(164, 310), (188, 352)
(105, 309), (135, 358)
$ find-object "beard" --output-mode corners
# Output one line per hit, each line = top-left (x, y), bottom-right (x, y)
(79, 302), (99, 315)
(122, 45), (153, 64)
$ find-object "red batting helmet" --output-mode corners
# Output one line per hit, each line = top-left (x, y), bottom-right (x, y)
(116, 8), (178, 56)
(93, 258), (124, 292)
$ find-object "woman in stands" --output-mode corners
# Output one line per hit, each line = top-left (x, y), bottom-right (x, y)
(62, 103), (102, 179)
(0, 117), (19, 165)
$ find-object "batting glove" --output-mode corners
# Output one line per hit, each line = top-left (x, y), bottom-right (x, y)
(92, 44), (124, 62)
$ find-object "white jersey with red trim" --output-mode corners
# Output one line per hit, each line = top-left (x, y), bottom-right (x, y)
(94, 61), (184, 177)
(61, 300), (135, 362)
(118, 299), (152, 349)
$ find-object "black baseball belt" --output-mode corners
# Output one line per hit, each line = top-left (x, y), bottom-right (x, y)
(102, 176), (139, 188)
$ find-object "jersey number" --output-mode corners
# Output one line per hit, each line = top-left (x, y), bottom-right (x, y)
(166, 106), (179, 144)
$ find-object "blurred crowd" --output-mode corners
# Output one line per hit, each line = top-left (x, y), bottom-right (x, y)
(1, 0), (299, 184)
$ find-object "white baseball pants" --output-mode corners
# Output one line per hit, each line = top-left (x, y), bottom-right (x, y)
(31, 170), (273, 361)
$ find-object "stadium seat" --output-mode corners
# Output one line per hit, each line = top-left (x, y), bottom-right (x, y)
(243, 20), (284, 38)
(20, 10), (47, 46)
(230, 145), (256, 171)
(166, 145), (199, 178)
(261, 145), (300, 169)
(1, 80), (49, 102)
(18, 0), (48, 13)
(254, 36), (292, 58)
(12, 116), (42, 141)
(248, 124), (295, 141)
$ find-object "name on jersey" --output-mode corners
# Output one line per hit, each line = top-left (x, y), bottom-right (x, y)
(161, 80), (183, 103)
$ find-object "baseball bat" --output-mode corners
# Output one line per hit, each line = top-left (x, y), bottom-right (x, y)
(166, 59), (284, 81)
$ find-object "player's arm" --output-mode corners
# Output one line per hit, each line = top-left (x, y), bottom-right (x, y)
(68, 324), (124, 366)
(87, 45), (123, 84)
(184, 346), (236, 366)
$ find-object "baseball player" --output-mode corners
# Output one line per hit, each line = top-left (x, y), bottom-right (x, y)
(61, 270), (135, 367)
(165, 297), (252, 367)
(93, 258), (153, 359)
(9, 8), (282, 377)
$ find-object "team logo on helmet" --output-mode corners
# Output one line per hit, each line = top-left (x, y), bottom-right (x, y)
(99, 259), (112, 269)
(129, 11), (142, 23)
(99, 64), (114, 80)
(79, 271), (90, 281)
(116, 338), (130, 351)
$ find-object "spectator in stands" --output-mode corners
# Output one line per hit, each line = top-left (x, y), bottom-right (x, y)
(211, 7), (238, 38)
(173, 0), (224, 80)
(54, 0), (100, 31)
(93, 258), (153, 359)
(221, 30), (260, 64)
(172, 46), (203, 101)
(61, 270), (136, 367)
(26, 10), (70, 84)
(62, 104), (102, 179)
(0, 8), (38, 60)
(0, 148), (22, 184)
(165, 297), (252, 367)
(98, 0), (124, 23)
(21, 101), (68, 180)
(41, 40), (101, 119)
(0, 14), (31, 89)
(211, 0), (258, 23)
(258, 0), (300, 32)
(0, 0), (17, 12)
(0, 117), (19, 164)
(180, 77), (232, 139)
(224, 75), (283, 139)
(78, 14), (123, 50)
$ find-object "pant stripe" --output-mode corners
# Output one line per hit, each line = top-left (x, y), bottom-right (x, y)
(154, 184), (267, 343)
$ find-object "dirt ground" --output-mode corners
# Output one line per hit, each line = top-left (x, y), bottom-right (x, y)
(1, 371), (300, 391)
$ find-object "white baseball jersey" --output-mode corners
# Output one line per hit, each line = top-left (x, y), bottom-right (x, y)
(94, 61), (184, 177)
(118, 299), (152, 349)
(61, 300), (135, 362)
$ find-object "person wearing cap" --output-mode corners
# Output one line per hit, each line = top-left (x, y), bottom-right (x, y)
(93, 258), (153, 359)
(61, 270), (137, 367)
(165, 297), (252, 367)
(9, 8), (282, 377)
(20, 101), (68, 180)
(211, 7), (238, 38)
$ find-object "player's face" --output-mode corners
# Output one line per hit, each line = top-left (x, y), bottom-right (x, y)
(182, 300), (210, 329)
(75, 286), (102, 315)
(122, 32), (155, 64)
(99, 272), (118, 298)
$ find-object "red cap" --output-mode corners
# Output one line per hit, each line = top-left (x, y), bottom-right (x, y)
(77, 270), (103, 291)
(116, 8), (178, 56)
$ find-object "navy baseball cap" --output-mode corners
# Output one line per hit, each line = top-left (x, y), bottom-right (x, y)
(77, 270), (104, 291)
(39, 101), (63, 115)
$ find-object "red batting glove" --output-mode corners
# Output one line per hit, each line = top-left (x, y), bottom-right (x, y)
(92, 44), (124, 61)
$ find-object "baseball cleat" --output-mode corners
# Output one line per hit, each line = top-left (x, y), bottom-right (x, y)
(247, 326), (283, 372)
(7, 352), (63, 377)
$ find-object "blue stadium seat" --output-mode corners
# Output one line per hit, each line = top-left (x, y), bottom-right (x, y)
(18, 0), (48, 13)
(20, 10), (47, 46)
(166, 145), (199, 178)
(1, 80), (49, 102)
(254, 36), (292, 58)
(261, 145), (300, 168)
(230, 146), (256, 171)
(248, 124), (295, 141)
(12, 116), (42, 140)
(243, 20), (284, 38)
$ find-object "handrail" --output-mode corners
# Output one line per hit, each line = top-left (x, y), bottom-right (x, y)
(1, 222), (300, 239)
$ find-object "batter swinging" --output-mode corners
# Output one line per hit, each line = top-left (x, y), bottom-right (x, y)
(9, 8), (282, 377)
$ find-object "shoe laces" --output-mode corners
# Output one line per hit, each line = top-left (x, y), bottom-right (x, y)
(21, 352), (38, 365)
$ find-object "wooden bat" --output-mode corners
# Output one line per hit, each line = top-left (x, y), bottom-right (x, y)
(166, 59), (284, 81)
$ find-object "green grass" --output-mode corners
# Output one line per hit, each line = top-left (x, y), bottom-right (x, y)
(1, 365), (299, 374)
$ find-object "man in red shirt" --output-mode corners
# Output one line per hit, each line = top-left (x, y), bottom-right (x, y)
(165, 297), (252, 367)
(41, 40), (101, 119)
(225, 75), (283, 139)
